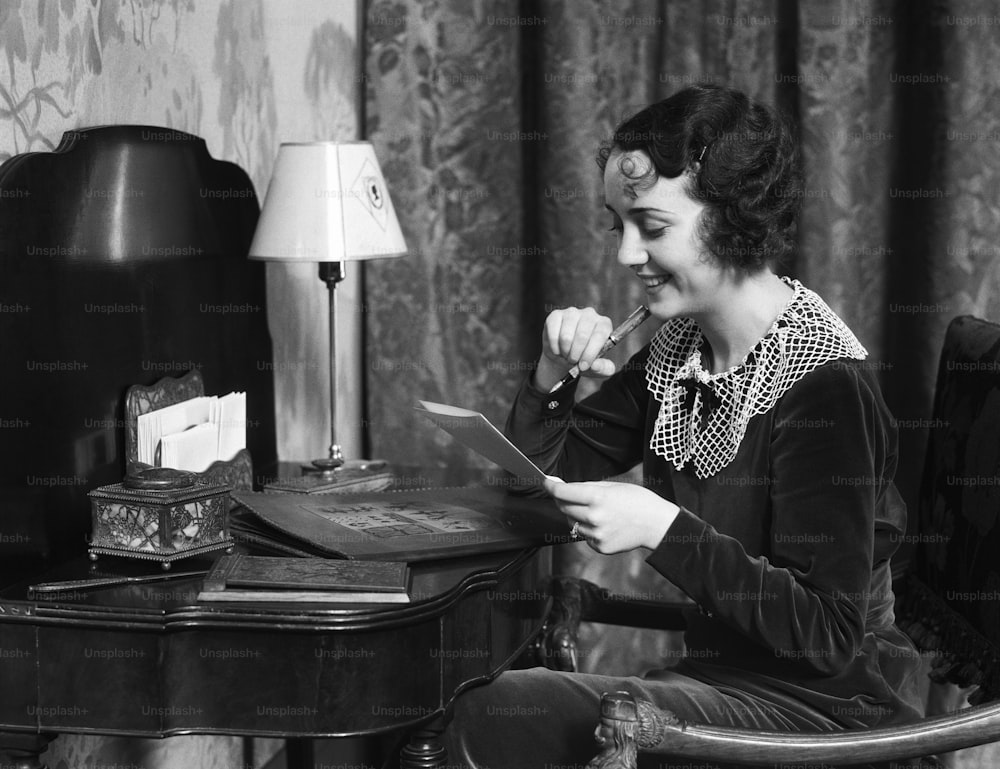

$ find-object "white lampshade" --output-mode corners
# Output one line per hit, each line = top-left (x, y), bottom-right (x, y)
(248, 141), (407, 262)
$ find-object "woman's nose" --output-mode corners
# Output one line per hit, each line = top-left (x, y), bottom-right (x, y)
(616, 229), (648, 267)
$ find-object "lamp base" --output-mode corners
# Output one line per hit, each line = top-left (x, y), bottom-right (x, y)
(265, 458), (393, 495)
(301, 457), (387, 476)
(303, 457), (345, 475)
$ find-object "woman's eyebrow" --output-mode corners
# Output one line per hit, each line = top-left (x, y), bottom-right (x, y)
(604, 204), (675, 216)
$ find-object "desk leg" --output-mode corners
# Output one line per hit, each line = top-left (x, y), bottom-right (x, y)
(285, 737), (314, 769)
(399, 721), (448, 769)
(0, 732), (52, 769)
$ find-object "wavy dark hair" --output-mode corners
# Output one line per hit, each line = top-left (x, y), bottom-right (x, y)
(596, 84), (802, 271)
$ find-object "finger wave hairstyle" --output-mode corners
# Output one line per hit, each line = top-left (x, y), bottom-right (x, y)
(597, 84), (803, 272)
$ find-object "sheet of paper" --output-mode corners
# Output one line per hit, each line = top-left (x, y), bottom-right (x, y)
(415, 400), (549, 487)
(138, 396), (211, 465)
(160, 422), (217, 472)
(217, 391), (246, 461)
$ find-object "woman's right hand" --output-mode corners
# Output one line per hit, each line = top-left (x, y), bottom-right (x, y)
(533, 307), (616, 392)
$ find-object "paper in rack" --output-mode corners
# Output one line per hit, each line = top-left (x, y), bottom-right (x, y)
(160, 422), (217, 472)
(138, 392), (246, 471)
(415, 400), (549, 487)
(216, 392), (246, 463)
(138, 396), (211, 466)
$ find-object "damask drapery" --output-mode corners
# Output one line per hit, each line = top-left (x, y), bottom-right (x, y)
(362, 0), (1000, 508)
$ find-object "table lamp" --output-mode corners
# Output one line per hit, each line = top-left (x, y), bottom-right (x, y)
(249, 141), (407, 479)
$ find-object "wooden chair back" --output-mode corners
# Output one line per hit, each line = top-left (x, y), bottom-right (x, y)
(897, 314), (1000, 703)
(0, 127), (276, 579)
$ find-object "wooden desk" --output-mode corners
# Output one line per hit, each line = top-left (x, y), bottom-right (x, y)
(0, 545), (551, 768)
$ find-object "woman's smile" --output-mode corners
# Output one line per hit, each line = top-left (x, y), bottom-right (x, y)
(637, 271), (673, 291)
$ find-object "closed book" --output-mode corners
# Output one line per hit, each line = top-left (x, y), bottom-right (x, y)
(197, 553), (410, 603)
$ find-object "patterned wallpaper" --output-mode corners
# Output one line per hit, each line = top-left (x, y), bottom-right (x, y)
(0, 1), (360, 767)
(1, 1), (275, 173)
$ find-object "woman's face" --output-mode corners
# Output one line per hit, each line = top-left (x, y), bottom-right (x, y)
(603, 149), (726, 322)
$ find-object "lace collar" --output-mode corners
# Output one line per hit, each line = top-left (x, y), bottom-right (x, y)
(644, 277), (868, 478)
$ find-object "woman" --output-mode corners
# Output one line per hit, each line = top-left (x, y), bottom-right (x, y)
(444, 84), (924, 768)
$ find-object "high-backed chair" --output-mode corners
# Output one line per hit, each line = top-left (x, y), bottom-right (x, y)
(0, 126), (277, 583)
(534, 315), (1000, 768)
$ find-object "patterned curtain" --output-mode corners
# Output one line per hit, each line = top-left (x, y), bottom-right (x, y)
(361, 0), (1000, 690)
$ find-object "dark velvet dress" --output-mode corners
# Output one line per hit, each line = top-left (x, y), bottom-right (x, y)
(445, 298), (926, 769)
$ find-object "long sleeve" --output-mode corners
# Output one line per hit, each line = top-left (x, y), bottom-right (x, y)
(504, 345), (654, 489)
(644, 360), (901, 677)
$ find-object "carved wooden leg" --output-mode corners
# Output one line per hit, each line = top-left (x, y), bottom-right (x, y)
(586, 692), (681, 769)
(0, 732), (53, 769)
(399, 719), (448, 769)
(586, 692), (640, 769)
(527, 577), (585, 672)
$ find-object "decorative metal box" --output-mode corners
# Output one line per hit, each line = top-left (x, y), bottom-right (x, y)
(88, 468), (233, 568)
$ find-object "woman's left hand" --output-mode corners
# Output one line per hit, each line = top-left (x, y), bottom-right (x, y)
(543, 477), (680, 554)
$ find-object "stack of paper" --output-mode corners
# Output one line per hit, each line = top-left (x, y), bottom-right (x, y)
(137, 392), (246, 472)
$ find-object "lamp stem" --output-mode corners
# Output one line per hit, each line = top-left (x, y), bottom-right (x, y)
(312, 261), (347, 473)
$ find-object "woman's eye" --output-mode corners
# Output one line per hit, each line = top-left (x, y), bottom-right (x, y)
(643, 226), (668, 238)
